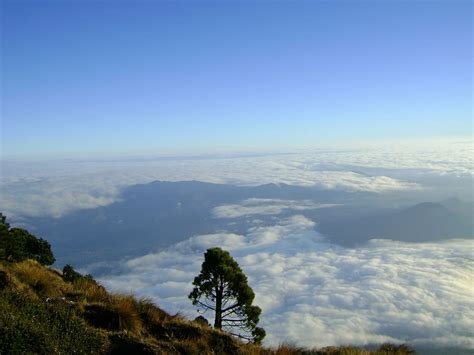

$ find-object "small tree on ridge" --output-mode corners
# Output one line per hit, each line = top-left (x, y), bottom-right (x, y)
(189, 247), (265, 343)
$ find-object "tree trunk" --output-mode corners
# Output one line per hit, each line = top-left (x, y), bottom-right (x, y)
(214, 284), (223, 329)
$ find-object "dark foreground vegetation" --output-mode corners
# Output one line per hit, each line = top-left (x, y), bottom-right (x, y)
(0, 214), (414, 354)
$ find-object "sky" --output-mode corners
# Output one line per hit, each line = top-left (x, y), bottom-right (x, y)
(1, 0), (472, 158)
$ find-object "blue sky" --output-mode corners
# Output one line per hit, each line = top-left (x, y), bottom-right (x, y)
(2, 0), (472, 158)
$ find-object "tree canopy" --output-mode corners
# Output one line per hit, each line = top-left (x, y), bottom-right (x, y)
(0, 213), (55, 265)
(189, 247), (265, 343)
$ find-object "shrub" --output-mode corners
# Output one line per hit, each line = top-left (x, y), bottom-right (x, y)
(0, 214), (55, 265)
(62, 264), (84, 282)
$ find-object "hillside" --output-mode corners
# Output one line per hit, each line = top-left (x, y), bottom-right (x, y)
(0, 260), (414, 354)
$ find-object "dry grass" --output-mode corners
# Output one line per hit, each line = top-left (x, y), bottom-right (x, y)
(172, 311), (189, 323)
(112, 294), (143, 334)
(135, 297), (171, 326)
(9, 259), (72, 298)
(240, 343), (314, 355)
(171, 337), (211, 354)
(239, 342), (272, 355)
(72, 277), (110, 303)
(82, 295), (143, 334)
(239, 343), (413, 355)
(316, 346), (372, 354)
(374, 343), (414, 355)
(275, 344), (307, 354)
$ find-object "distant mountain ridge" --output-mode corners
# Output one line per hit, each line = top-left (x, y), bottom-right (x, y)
(320, 199), (473, 245)
(14, 181), (473, 268)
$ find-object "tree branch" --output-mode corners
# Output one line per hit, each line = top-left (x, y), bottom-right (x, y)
(196, 300), (215, 311)
(222, 318), (247, 323)
(225, 331), (253, 341)
(222, 303), (239, 313)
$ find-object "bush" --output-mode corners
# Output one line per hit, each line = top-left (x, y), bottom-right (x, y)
(0, 214), (55, 265)
(62, 264), (84, 282)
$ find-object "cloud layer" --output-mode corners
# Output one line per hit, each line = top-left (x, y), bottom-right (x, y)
(2, 140), (472, 218)
(212, 198), (338, 219)
(96, 214), (474, 349)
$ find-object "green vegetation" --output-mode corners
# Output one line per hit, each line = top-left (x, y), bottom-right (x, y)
(62, 263), (85, 282)
(0, 213), (55, 265)
(0, 259), (246, 354)
(0, 214), (414, 354)
(189, 247), (266, 343)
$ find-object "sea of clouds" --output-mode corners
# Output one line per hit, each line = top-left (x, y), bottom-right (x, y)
(2, 140), (473, 349)
(212, 198), (339, 219)
(1, 139), (472, 218)
(96, 210), (474, 349)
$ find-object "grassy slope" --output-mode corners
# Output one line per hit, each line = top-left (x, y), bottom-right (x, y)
(0, 260), (413, 355)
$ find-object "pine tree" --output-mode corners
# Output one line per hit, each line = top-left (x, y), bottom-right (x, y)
(189, 247), (265, 343)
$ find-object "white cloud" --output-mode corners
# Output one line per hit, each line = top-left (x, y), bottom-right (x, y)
(1, 139), (472, 217)
(212, 198), (338, 218)
(96, 215), (474, 350)
(2, 141), (471, 349)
